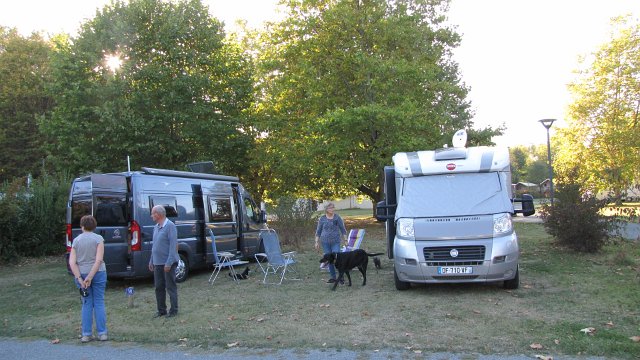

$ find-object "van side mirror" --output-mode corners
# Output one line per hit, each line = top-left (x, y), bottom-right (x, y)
(513, 194), (535, 217)
(376, 200), (395, 221)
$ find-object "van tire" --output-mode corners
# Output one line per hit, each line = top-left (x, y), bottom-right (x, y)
(394, 267), (411, 291)
(175, 253), (189, 283)
(503, 266), (519, 290)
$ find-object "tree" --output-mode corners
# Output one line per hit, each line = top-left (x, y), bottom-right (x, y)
(555, 16), (640, 199)
(509, 146), (528, 183)
(41, 0), (255, 177)
(254, 0), (501, 202)
(0, 27), (53, 182)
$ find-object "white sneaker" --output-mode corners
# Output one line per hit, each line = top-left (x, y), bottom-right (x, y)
(80, 336), (92, 343)
(98, 334), (108, 341)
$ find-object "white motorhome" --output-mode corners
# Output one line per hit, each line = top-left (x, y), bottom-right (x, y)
(376, 131), (535, 290)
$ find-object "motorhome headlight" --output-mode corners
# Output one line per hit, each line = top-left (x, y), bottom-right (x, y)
(396, 218), (415, 240)
(493, 213), (513, 236)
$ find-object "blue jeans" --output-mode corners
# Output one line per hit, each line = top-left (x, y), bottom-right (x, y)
(75, 271), (107, 337)
(322, 241), (341, 280)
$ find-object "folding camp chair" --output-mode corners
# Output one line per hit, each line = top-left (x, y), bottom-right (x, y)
(341, 229), (365, 252)
(254, 229), (299, 285)
(207, 230), (248, 284)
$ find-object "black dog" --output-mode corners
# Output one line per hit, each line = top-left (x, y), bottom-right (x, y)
(320, 250), (384, 291)
(228, 266), (250, 280)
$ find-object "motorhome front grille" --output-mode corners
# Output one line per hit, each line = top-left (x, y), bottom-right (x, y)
(426, 261), (484, 266)
(423, 245), (485, 261)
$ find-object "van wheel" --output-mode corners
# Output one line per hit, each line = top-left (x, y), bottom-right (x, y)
(394, 267), (411, 291)
(503, 266), (519, 290)
(175, 253), (189, 283)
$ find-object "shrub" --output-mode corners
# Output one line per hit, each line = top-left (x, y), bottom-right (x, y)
(268, 196), (316, 249)
(539, 181), (610, 253)
(0, 172), (71, 262)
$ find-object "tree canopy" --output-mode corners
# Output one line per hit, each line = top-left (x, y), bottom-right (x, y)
(41, 0), (255, 176)
(555, 16), (640, 198)
(0, 27), (53, 182)
(254, 0), (501, 201)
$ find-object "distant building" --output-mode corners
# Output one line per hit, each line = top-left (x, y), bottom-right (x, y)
(540, 179), (551, 198)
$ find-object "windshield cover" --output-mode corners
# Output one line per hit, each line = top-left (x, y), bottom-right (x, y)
(395, 172), (513, 218)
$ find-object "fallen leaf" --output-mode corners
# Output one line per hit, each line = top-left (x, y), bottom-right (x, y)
(472, 310), (481, 314)
(256, 318), (264, 322)
(50, 339), (60, 344)
(554, 339), (560, 345)
(523, 284), (533, 289)
(24, 284), (31, 287)
(405, 332), (412, 337)
(414, 350), (422, 354)
(630, 336), (640, 342)
(178, 338), (188, 342)
(535, 355), (553, 360)
(227, 315), (236, 321)
(530, 343), (544, 350)
(266, 336), (272, 340)
(605, 321), (614, 328)
(227, 341), (239, 348)
(580, 327), (596, 335)
(322, 342), (326, 347)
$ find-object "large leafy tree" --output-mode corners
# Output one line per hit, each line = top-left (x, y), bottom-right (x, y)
(42, 0), (255, 176)
(254, 0), (500, 202)
(556, 16), (640, 198)
(0, 28), (53, 182)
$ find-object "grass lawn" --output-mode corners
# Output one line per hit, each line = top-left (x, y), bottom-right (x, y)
(0, 218), (639, 358)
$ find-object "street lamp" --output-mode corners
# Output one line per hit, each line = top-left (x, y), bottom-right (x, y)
(539, 119), (555, 205)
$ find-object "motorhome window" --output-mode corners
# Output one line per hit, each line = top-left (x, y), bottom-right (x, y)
(208, 197), (233, 222)
(244, 197), (259, 222)
(396, 172), (511, 217)
(150, 196), (178, 218)
(71, 198), (91, 226)
(95, 195), (127, 226)
(72, 180), (91, 194)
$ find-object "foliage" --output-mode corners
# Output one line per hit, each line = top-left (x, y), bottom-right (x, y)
(41, 0), (256, 178)
(0, 27), (54, 182)
(555, 16), (640, 200)
(539, 170), (611, 253)
(0, 172), (70, 262)
(253, 0), (502, 202)
(267, 196), (316, 249)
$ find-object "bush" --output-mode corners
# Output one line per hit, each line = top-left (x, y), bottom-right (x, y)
(539, 181), (610, 253)
(268, 196), (316, 249)
(0, 172), (71, 262)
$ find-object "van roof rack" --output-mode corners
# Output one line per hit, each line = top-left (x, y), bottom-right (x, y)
(141, 167), (239, 182)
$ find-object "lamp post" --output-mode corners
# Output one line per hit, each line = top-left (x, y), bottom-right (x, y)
(539, 119), (555, 205)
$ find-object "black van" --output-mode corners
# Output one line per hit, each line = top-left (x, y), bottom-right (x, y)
(65, 167), (266, 282)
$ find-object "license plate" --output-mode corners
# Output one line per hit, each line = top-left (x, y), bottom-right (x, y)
(438, 266), (473, 275)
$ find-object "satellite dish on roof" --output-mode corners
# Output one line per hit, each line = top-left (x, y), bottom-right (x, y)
(452, 129), (467, 148)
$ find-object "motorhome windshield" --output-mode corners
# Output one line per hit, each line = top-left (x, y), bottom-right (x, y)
(395, 172), (513, 218)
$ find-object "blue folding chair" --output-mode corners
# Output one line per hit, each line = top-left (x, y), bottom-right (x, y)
(207, 230), (248, 284)
(255, 229), (299, 285)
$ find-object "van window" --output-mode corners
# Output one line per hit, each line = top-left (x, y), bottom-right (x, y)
(95, 195), (127, 226)
(71, 198), (92, 226)
(150, 196), (178, 218)
(244, 197), (259, 222)
(208, 197), (233, 222)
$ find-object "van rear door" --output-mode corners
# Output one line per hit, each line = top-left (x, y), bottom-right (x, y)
(90, 174), (130, 275)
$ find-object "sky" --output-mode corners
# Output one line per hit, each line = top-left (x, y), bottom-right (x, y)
(1, 0), (639, 147)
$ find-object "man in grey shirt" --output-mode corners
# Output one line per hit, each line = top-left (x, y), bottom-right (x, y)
(148, 205), (179, 318)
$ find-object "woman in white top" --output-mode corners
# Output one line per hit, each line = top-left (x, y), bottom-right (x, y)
(69, 215), (108, 343)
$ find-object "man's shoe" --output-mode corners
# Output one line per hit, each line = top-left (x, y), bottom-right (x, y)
(80, 336), (92, 343)
(98, 334), (108, 341)
(153, 312), (166, 318)
(326, 278), (337, 283)
(167, 312), (178, 318)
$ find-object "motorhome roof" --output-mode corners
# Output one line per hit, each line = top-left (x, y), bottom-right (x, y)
(74, 168), (240, 182)
(393, 146), (510, 177)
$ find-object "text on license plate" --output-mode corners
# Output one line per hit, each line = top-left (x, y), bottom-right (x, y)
(438, 266), (473, 275)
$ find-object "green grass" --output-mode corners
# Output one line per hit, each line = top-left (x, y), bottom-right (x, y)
(1, 219), (639, 358)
